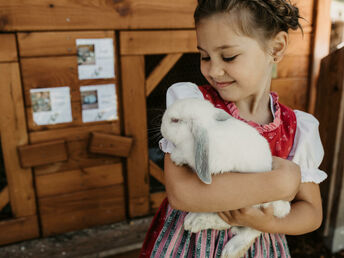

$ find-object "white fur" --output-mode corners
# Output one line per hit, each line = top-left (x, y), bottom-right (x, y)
(161, 98), (290, 258)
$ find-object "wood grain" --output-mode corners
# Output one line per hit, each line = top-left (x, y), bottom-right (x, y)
(39, 185), (126, 236)
(146, 53), (183, 96)
(0, 216), (39, 245)
(0, 0), (196, 31)
(308, 0), (332, 114)
(0, 34), (17, 62)
(35, 163), (123, 197)
(89, 132), (133, 157)
(271, 77), (308, 110)
(18, 31), (114, 57)
(121, 55), (150, 217)
(149, 160), (164, 185)
(120, 30), (197, 55)
(0, 63), (36, 217)
(150, 192), (166, 213)
(18, 140), (68, 168)
(0, 187), (9, 211)
(34, 139), (121, 176)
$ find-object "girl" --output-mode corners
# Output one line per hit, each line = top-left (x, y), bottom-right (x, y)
(140, 0), (327, 257)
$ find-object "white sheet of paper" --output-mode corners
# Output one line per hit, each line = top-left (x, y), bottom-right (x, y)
(76, 38), (115, 80)
(80, 84), (118, 123)
(30, 87), (73, 125)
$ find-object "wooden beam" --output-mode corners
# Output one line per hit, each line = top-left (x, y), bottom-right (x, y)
(18, 31), (114, 57)
(121, 55), (150, 217)
(308, 0), (331, 114)
(0, 62), (36, 217)
(0, 216), (39, 245)
(0, 0), (196, 31)
(0, 187), (9, 211)
(146, 53), (183, 96)
(0, 34), (17, 62)
(89, 132), (133, 158)
(120, 30), (197, 55)
(149, 160), (164, 185)
(18, 140), (68, 168)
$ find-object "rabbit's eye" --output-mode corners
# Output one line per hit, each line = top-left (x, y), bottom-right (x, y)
(171, 118), (180, 123)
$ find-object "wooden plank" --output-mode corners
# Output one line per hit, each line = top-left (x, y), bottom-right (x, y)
(149, 160), (164, 185)
(18, 140), (68, 168)
(286, 32), (312, 56)
(0, 63), (36, 217)
(36, 163), (123, 197)
(277, 55), (309, 78)
(29, 123), (120, 143)
(18, 31), (114, 57)
(34, 139), (121, 176)
(0, 186), (9, 211)
(271, 77), (308, 110)
(294, 0), (314, 26)
(0, 0), (196, 31)
(121, 55), (150, 217)
(0, 216), (39, 245)
(89, 132), (133, 157)
(150, 192), (166, 212)
(308, 0), (332, 114)
(146, 53), (183, 96)
(39, 185), (126, 236)
(0, 34), (17, 62)
(120, 30), (197, 55)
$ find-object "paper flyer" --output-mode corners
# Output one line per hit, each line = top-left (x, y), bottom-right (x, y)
(76, 38), (115, 80)
(80, 84), (118, 123)
(30, 87), (73, 125)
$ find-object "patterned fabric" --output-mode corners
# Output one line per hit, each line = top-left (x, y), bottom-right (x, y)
(140, 85), (297, 258)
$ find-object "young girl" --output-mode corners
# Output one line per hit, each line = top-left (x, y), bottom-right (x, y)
(140, 0), (327, 257)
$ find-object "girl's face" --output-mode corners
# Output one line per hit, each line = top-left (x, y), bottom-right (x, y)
(196, 13), (274, 103)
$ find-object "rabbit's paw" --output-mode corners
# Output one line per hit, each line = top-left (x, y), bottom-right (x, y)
(184, 212), (229, 232)
(220, 238), (253, 258)
(230, 226), (242, 235)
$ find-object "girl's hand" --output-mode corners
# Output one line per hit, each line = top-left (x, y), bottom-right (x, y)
(218, 206), (276, 232)
(272, 156), (301, 201)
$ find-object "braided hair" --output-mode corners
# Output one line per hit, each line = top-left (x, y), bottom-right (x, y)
(194, 0), (302, 46)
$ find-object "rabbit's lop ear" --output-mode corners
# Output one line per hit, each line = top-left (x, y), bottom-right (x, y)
(214, 109), (231, 122)
(193, 125), (211, 184)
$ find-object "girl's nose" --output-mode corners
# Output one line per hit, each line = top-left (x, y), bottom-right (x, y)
(209, 61), (225, 79)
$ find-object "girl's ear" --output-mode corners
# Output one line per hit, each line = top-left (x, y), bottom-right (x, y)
(269, 31), (288, 63)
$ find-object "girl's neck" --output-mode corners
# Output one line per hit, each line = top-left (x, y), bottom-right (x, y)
(234, 89), (273, 125)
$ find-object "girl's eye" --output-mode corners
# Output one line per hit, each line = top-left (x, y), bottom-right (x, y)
(222, 55), (238, 62)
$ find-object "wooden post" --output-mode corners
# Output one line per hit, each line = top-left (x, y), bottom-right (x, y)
(121, 55), (150, 217)
(315, 47), (344, 253)
(0, 33), (39, 245)
(308, 0), (332, 114)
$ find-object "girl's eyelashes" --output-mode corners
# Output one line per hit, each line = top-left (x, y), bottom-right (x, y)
(200, 55), (238, 62)
(222, 55), (238, 62)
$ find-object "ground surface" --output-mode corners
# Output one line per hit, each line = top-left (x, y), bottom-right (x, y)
(0, 216), (343, 258)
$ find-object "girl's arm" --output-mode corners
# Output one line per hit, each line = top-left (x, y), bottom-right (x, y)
(218, 182), (323, 235)
(164, 154), (301, 212)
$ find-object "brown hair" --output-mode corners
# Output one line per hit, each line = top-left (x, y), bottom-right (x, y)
(194, 0), (302, 43)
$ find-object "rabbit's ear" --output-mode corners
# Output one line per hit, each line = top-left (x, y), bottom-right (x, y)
(214, 109), (231, 121)
(193, 125), (212, 184)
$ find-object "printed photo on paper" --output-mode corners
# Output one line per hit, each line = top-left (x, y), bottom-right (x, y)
(80, 84), (118, 123)
(30, 87), (73, 126)
(76, 38), (115, 80)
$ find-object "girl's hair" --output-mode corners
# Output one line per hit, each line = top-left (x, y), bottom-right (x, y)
(194, 0), (302, 44)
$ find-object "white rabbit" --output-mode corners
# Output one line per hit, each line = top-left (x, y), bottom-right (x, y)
(161, 98), (290, 258)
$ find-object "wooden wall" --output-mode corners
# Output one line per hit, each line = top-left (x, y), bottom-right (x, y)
(0, 0), (332, 245)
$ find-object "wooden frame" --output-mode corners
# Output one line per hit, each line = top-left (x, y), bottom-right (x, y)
(0, 34), (39, 245)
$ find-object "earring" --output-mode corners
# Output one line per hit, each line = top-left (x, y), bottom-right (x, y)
(273, 57), (278, 62)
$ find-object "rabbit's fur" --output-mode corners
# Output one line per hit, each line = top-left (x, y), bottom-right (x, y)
(161, 98), (290, 258)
